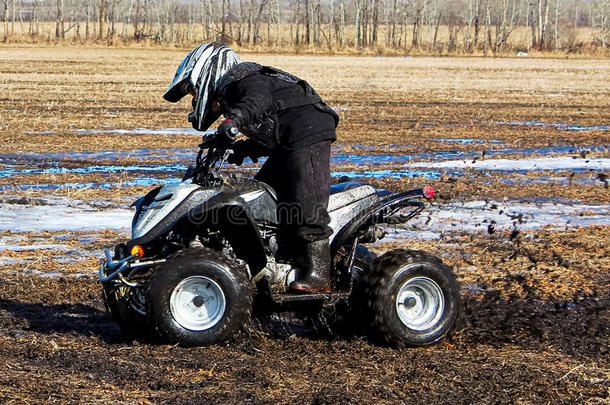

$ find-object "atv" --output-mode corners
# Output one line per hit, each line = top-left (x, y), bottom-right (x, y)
(99, 131), (460, 347)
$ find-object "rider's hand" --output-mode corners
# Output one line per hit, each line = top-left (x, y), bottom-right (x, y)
(227, 140), (252, 166)
(227, 139), (269, 166)
(216, 119), (239, 147)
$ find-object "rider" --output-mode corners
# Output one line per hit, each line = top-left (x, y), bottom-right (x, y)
(163, 43), (339, 294)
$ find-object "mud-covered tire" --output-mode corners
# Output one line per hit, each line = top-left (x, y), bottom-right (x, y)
(308, 245), (377, 337)
(147, 248), (252, 347)
(364, 249), (460, 347)
(102, 283), (150, 337)
(351, 244), (377, 285)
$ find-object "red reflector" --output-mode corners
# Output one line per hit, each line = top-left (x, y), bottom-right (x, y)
(423, 186), (435, 199)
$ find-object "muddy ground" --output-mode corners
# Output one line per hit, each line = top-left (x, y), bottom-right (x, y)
(0, 47), (608, 404)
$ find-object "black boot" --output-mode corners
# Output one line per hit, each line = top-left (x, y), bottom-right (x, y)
(290, 239), (331, 293)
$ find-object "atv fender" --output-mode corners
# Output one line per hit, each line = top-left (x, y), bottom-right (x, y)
(128, 193), (267, 273)
(188, 199), (267, 272)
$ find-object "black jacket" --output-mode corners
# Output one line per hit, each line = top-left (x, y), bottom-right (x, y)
(217, 63), (338, 151)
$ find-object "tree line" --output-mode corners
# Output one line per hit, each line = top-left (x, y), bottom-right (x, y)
(3, 0), (609, 53)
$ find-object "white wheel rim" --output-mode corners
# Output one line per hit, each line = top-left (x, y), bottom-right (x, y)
(170, 276), (226, 331)
(395, 276), (444, 331)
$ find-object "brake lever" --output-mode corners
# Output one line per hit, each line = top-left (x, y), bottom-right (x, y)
(219, 149), (233, 166)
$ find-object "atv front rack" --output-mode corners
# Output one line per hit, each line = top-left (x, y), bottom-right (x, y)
(99, 248), (165, 287)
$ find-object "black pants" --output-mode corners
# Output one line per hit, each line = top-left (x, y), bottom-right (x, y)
(255, 141), (332, 244)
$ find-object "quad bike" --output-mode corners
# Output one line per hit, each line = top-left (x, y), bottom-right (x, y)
(99, 131), (460, 347)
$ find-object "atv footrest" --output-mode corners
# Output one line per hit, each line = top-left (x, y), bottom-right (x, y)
(271, 291), (350, 304)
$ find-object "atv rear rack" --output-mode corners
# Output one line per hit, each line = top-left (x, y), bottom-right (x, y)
(331, 187), (431, 251)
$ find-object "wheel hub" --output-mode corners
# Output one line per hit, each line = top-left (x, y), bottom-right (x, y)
(170, 276), (226, 331)
(404, 296), (417, 309)
(192, 295), (205, 307)
(395, 276), (444, 331)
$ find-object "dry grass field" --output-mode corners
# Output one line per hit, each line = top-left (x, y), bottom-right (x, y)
(0, 46), (608, 403)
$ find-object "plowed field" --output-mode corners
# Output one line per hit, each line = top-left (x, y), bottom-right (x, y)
(0, 47), (608, 404)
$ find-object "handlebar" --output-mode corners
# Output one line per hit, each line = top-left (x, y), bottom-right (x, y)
(201, 127), (239, 149)
(183, 130), (236, 186)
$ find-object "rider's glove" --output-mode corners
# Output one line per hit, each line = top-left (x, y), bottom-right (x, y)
(227, 139), (269, 166)
(227, 140), (249, 166)
(216, 119), (239, 147)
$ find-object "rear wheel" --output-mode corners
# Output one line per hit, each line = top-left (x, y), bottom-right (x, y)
(147, 248), (252, 346)
(364, 249), (460, 347)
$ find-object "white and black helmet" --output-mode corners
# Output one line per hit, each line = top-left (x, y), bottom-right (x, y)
(164, 42), (241, 131)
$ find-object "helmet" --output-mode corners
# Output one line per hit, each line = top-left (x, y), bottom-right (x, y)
(163, 42), (241, 131)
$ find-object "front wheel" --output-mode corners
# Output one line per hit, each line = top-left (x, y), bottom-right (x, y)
(147, 248), (252, 346)
(364, 249), (460, 347)
(102, 283), (150, 338)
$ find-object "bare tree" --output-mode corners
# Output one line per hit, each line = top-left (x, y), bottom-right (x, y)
(3, 0), (8, 41)
(537, 0), (550, 48)
(9, 0), (13, 35)
(493, 0), (519, 52)
(85, 0), (91, 39)
(412, 0), (429, 47)
(372, 0), (379, 45)
(597, 0), (609, 47)
(464, 0), (482, 52)
(55, 0), (65, 39)
(553, 0), (563, 50)
(99, 0), (105, 38)
(1, 0), (608, 53)
(221, 0), (227, 40)
(354, 0), (361, 47)
(388, 0), (397, 47)
(252, 0), (268, 44)
(305, 0), (310, 44)
(339, 0), (345, 46)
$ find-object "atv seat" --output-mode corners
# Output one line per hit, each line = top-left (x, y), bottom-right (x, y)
(330, 181), (368, 195)
(328, 182), (377, 212)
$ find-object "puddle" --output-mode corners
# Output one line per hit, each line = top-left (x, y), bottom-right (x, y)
(0, 163), (188, 178)
(433, 138), (503, 144)
(73, 127), (215, 136)
(417, 120), (609, 132)
(0, 195), (607, 277)
(0, 201), (132, 232)
(0, 257), (28, 265)
(496, 121), (610, 131)
(380, 199), (610, 241)
(24, 130), (55, 135)
(499, 176), (601, 186)
(0, 148), (197, 164)
(404, 156), (610, 172)
(332, 169), (447, 180)
(0, 243), (67, 252)
(0, 143), (605, 180)
(7, 269), (97, 278)
(2, 177), (180, 191)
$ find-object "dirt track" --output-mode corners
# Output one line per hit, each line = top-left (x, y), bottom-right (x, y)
(0, 47), (608, 403)
(0, 266), (608, 404)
